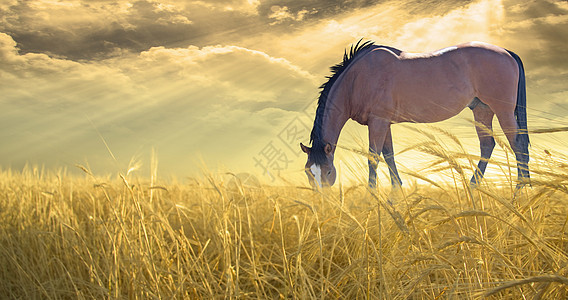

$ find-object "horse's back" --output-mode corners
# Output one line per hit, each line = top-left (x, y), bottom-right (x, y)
(386, 45), (477, 122)
(387, 42), (519, 122)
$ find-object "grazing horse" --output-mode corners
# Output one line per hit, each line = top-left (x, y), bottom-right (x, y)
(301, 40), (529, 190)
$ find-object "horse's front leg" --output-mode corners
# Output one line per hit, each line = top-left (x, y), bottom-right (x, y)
(368, 117), (390, 190)
(382, 127), (402, 187)
(368, 148), (379, 189)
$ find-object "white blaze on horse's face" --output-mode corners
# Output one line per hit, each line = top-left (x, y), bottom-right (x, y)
(306, 162), (336, 188)
(300, 143), (337, 187)
(310, 164), (322, 188)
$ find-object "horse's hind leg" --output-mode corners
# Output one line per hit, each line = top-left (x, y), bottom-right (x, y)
(470, 102), (495, 187)
(496, 112), (530, 187)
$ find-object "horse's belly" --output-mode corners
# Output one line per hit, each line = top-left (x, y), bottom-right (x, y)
(393, 93), (473, 123)
(391, 74), (475, 123)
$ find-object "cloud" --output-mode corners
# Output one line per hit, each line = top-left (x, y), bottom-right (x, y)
(0, 1), (198, 59)
(182, 0), (260, 15)
(257, 0), (383, 22)
(490, 0), (568, 113)
(128, 1), (192, 25)
(0, 31), (317, 174)
(0, 29), (317, 108)
(268, 5), (317, 24)
(0, 0), (16, 10)
(500, 0), (568, 70)
(116, 44), (317, 112)
(0, 31), (17, 59)
(239, 0), (498, 76)
(0, 0), (412, 60)
(0, 33), (137, 107)
(383, 0), (505, 50)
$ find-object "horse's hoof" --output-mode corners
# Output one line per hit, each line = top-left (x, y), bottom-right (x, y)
(388, 186), (403, 205)
(469, 182), (479, 190)
(368, 181), (377, 190)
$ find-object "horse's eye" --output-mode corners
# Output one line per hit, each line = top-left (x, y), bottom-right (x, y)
(327, 170), (332, 176)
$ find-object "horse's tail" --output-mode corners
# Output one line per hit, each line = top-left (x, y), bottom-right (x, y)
(507, 50), (530, 176)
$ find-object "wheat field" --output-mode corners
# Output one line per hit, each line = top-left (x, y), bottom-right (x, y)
(1, 139), (568, 299)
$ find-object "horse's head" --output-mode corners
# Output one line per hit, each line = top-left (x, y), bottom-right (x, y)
(300, 142), (336, 188)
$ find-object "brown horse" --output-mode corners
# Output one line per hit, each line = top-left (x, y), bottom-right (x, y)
(301, 40), (529, 189)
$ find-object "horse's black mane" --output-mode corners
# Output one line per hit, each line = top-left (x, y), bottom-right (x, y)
(309, 39), (376, 164)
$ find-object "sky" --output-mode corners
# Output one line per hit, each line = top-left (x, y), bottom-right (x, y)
(1, 0), (567, 184)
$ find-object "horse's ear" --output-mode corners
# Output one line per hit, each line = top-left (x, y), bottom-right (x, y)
(324, 143), (333, 155)
(300, 143), (310, 154)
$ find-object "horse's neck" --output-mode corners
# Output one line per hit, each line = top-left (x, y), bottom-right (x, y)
(320, 53), (361, 147)
(321, 95), (349, 147)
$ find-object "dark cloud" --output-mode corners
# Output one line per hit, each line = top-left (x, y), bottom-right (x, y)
(1, 1), (199, 60)
(0, 0), (469, 60)
(497, 0), (568, 96)
(401, 0), (476, 15)
(0, 0), (287, 60)
(254, 0), (476, 25)
(0, 0), (493, 60)
(256, 0), (377, 22)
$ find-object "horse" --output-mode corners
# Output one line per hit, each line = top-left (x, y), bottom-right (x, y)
(300, 40), (529, 190)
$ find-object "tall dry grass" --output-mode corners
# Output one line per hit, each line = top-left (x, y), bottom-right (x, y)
(1, 136), (568, 299)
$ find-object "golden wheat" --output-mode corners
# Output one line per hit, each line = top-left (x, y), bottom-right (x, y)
(1, 138), (568, 299)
